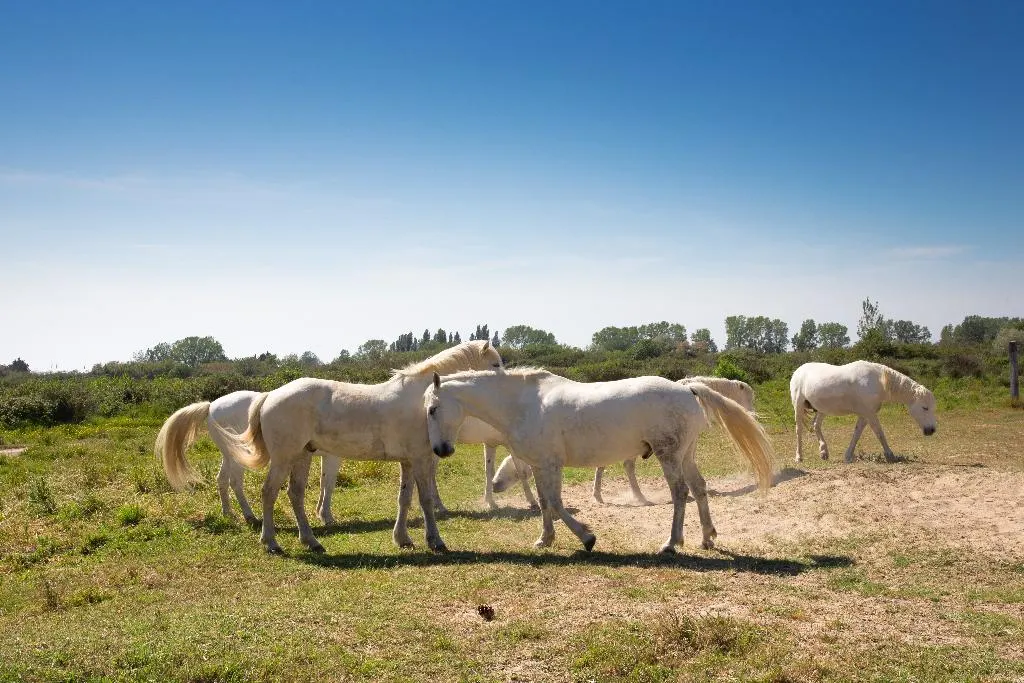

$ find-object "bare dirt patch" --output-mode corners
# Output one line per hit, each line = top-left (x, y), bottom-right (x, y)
(571, 463), (1024, 558)
(0, 447), (27, 456)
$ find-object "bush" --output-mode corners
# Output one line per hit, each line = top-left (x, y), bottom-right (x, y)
(713, 357), (750, 383)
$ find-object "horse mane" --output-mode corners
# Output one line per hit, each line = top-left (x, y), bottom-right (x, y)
(392, 340), (493, 379)
(878, 364), (929, 401)
(440, 366), (552, 383)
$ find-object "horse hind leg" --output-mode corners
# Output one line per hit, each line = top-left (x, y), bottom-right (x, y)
(812, 411), (829, 460)
(678, 439), (716, 549)
(592, 467), (605, 504)
(260, 461), (291, 554)
(287, 453), (324, 552)
(227, 458), (258, 525)
(216, 456), (235, 518)
(653, 448), (689, 554)
(793, 399), (805, 463)
(623, 458), (651, 506)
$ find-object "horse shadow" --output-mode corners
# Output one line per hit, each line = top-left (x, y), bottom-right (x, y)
(707, 467), (809, 498)
(267, 504), (546, 537)
(291, 545), (853, 576)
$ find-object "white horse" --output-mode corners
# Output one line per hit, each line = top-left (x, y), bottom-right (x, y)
(790, 360), (937, 463)
(159, 340), (503, 554)
(492, 376), (756, 506)
(425, 368), (775, 553)
(316, 415), (539, 519)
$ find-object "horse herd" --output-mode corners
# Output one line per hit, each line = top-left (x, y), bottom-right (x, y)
(155, 340), (938, 555)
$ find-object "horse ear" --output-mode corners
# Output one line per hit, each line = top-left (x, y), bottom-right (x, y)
(433, 372), (441, 389)
(482, 340), (490, 352)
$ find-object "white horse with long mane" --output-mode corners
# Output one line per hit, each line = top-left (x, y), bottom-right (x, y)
(425, 368), (775, 553)
(158, 340), (503, 554)
(492, 376), (756, 506)
(790, 360), (936, 463)
(155, 386), (534, 528)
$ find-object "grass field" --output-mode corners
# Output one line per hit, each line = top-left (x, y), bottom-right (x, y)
(1, 385), (1022, 682)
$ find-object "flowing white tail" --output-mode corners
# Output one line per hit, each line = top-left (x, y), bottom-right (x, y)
(687, 383), (775, 491)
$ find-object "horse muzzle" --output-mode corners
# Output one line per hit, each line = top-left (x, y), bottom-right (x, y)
(923, 426), (936, 436)
(433, 442), (456, 457)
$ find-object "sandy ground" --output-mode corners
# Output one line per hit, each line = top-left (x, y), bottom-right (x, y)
(567, 463), (1024, 557)
(0, 447), (26, 456)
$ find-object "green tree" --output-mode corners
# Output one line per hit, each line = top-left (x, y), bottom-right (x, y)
(891, 320), (931, 344)
(168, 336), (226, 367)
(10, 357), (29, 373)
(817, 322), (850, 349)
(433, 328), (448, 345)
(791, 319), (819, 352)
(133, 342), (172, 363)
(637, 321), (687, 347)
(502, 325), (557, 349)
(335, 350), (351, 362)
(355, 339), (388, 361)
(299, 351), (321, 367)
(690, 328), (718, 353)
(857, 298), (893, 341)
(592, 326), (641, 351)
(725, 316), (788, 353)
(492, 331), (501, 348)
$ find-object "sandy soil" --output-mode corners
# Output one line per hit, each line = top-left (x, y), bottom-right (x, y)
(567, 463), (1024, 558)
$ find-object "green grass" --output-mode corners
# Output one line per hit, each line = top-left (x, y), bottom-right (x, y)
(1, 405), (1023, 681)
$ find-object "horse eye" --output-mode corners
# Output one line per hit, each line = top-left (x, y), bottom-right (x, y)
(428, 406), (437, 416)
(922, 407), (929, 412)
(492, 363), (501, 368)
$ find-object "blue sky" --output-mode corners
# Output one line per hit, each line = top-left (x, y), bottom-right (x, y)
(1, 1), (1021, 370)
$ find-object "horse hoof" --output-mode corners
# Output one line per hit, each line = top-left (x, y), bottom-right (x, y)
(884, 453), (898, 463)
(265, 545), (284, 556)
(309, 543), (326, 554)
(431, 543), (449, 554)
(583, 535), (597, 552)
(820, 453), (829, 461)
(529, 503), (541, 512)
(702, 538), (716, 550)
(534, 538), (552, 549)
(398, 541), (415, 550)
(660, 545), (677, 555)
(245, 517), (261, 527)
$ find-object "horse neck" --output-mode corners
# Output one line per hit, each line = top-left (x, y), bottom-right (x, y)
(450, 376), (519, 434)
(882, 367), (921, 404)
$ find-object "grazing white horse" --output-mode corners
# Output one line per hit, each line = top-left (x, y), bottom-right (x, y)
(425, 369), (775, 553)
(160, 340), (502, 554)
(493, 376), (756, 506)
(155, 390), (264, 524)
(790, 360), (937, 463)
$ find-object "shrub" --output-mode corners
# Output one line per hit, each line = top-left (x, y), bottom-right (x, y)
(713, 357), (750, 383)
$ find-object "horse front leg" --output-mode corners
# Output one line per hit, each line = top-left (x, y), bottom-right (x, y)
(812, 412), (829, 460)
(866, 414), (897, 462)
(287, 452), (324, 552)
(260, 461), (291, 554)
(393, 461), (416, 549)
(655, 451), (689, 554)
(414, 457), (448, 552)
(429, 455), (449, 517)
(316, 454), (341, 526)
(483, 444), (498, 510)
(623, 458), (651, 506)
(534, 464), (596, 551)
(533, 484), (555, 548)
(513, 457), (541, 510)
(592, 467), (605, 503)
(844, 417), (867, 463)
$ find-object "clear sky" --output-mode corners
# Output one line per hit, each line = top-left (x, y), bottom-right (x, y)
(2, 1), (1021, 370)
